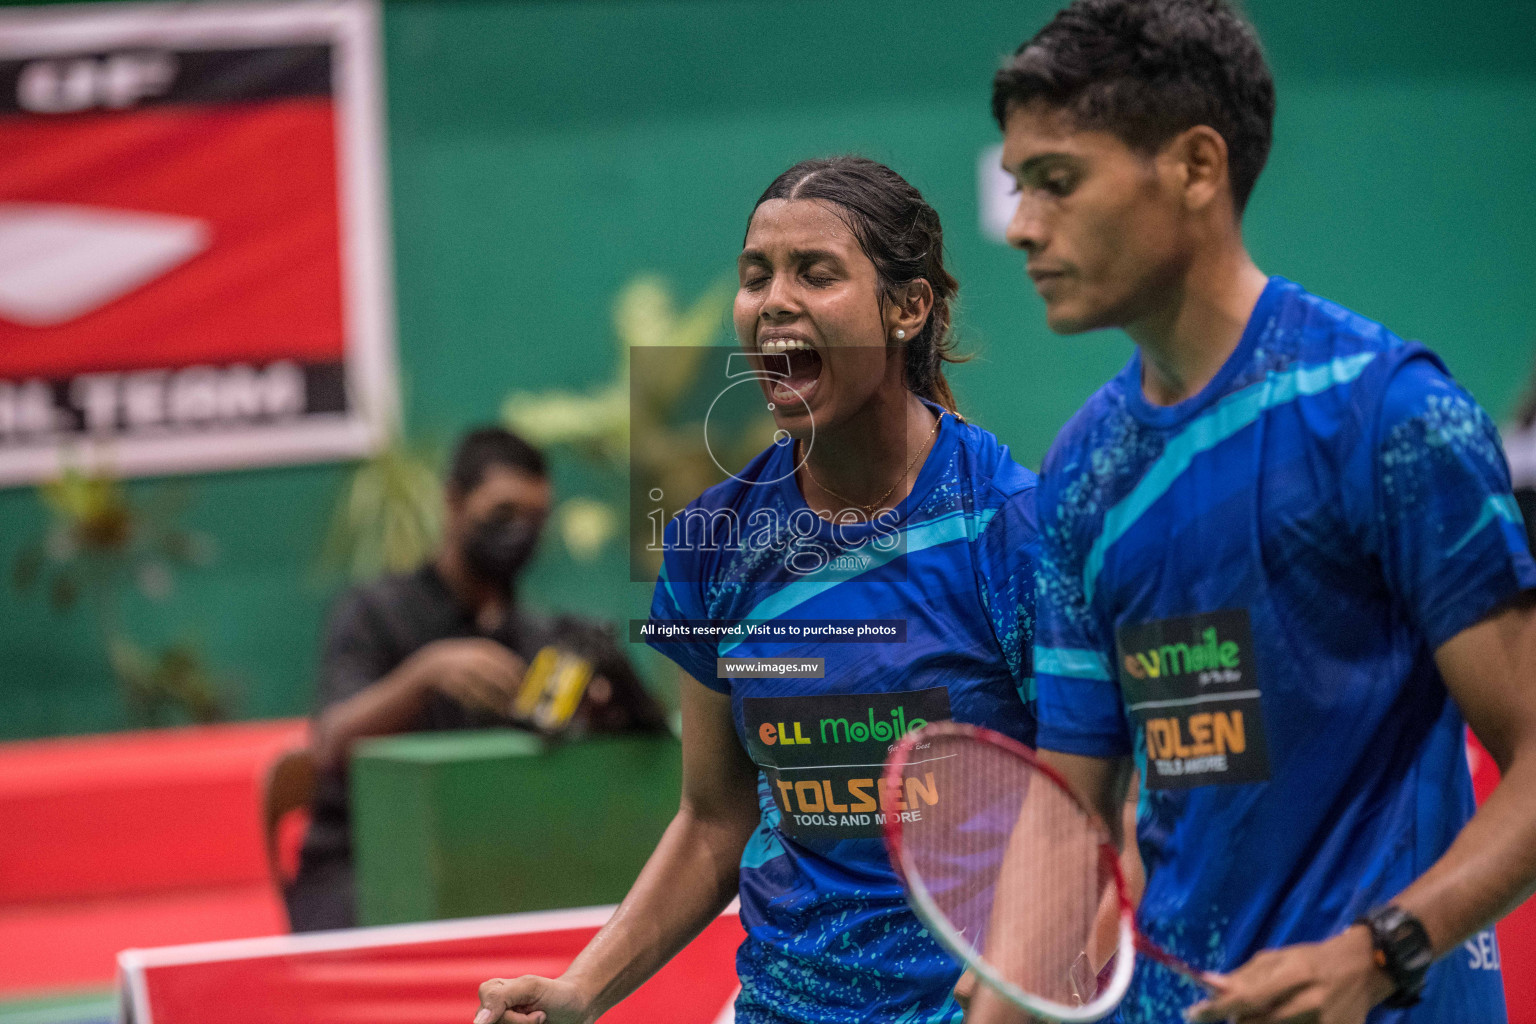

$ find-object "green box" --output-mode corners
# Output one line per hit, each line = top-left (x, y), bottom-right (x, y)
(351, 730), (681, 926)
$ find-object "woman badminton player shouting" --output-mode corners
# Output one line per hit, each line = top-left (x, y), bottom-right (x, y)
(475, 156), (1041, 1024)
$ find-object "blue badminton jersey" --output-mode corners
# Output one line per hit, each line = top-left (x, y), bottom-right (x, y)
(1034, 277), (1536, 1023)
(648, 407), (1039, 1024)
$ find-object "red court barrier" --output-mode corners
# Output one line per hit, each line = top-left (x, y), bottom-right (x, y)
(118, 905), (744, 1024)
(0, 720), (306, 903)
(1469, 733), (1532, 1018)
(0, 881), (286, 996)
(0, 720), (304, 997)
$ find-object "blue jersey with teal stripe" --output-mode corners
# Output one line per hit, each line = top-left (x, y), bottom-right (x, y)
(1034, 278), (1535, 1023)
(648, 408), (1038, 1024)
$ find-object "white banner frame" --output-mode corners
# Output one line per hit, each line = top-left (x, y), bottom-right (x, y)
(0, 0), (397, 486)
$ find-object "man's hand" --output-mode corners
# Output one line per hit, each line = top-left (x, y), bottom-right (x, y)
(1185, 925), (1395, 1024)
(405, 637), (526, 715)
(476, 974), (591, 1024)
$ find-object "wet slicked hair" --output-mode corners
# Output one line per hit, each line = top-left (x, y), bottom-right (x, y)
(750, 156), (964, 412)
(993, 0), (1275, 214)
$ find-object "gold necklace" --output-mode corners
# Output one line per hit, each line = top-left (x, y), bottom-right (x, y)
(799, 411), (945, 517)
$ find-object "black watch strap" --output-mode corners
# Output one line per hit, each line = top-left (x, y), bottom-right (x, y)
(1356, 905), (1433, 1008)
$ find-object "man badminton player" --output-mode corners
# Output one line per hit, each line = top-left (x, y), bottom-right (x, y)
(989, 0), (1536, 1021)
(475, 157), (1040, 1023)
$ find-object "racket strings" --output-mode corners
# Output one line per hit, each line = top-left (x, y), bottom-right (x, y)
(896, 733), (1113, 1007)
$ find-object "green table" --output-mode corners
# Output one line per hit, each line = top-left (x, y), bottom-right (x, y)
(0, 989), (115, 1024)
(351, 730), (682, 926)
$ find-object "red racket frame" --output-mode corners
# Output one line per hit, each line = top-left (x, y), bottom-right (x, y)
(882, 721), (1208, 1021)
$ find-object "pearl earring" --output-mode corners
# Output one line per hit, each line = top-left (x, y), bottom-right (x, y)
(895, 329), (906, 340)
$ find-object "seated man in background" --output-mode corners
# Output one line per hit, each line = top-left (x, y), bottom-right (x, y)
(287, 426), (667, 932)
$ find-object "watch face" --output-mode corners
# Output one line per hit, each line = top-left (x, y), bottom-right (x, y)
(1370, 902), (1437, 1007)
(1371, 906), (1434, 990)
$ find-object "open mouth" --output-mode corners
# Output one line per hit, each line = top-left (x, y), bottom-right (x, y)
(759, 338), (823, 405)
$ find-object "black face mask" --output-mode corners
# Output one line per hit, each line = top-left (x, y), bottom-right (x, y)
(462, 514), (540, 587)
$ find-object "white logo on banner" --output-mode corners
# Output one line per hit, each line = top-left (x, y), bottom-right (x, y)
(17, 52), (178, 113)
(0, 202), (210, 327)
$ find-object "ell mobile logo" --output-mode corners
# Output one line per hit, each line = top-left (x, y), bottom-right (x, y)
(1124, 625), (1240, 680)
(757, 705), (928, 747)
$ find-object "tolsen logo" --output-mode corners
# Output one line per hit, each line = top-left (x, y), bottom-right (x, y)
(771, 771), (938, 819)
(1143, 710), (1248, 761)
(744, 687), (951, 839)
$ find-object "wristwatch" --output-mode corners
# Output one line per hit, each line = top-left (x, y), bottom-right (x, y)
(1356, 905), (1434, 1008)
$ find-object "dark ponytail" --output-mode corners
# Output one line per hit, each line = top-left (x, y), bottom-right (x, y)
(749, 156), (965, 413)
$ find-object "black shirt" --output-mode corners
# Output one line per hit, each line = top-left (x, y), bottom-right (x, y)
(301, 564), (666, 862)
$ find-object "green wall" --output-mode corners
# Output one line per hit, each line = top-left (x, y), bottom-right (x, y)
(2, 0), (1533, 739)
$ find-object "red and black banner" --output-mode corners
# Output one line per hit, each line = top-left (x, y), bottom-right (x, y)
(0, 2), (394, 485)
